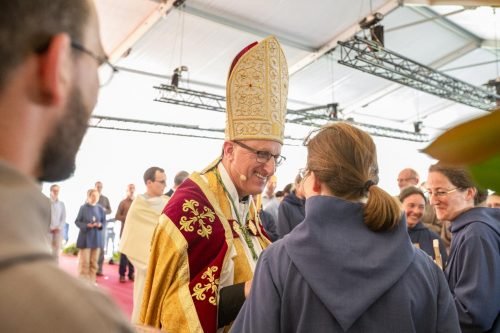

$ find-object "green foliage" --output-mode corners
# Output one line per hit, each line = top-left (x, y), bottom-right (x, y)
(62, 243), (79, 256)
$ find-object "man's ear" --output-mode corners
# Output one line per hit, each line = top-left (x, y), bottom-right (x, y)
(222, 141), (235, 161)
(38, 33), (72, 107)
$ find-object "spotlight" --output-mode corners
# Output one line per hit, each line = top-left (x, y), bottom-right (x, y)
(414, 121), (423, 134)
(327, 103), (339, 119)
(171, 65), (189, 90)
(359, 12), (384, 29)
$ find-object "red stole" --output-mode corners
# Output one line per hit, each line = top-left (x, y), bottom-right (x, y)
(163, 178), (228, 333)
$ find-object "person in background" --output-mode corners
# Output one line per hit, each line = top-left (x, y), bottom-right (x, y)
(427, 163), (499, 332)
(0, 0), (133, 330)
(115, 183), (135, 283)
(49, 184), (66, 261)
(119, 167), (168, 324)
(397, 168), (420, 191)
(262, 175), (280, 222)
(233, 122), (459, 332)
(75, 189), (105, 284)
(397, 167), (441, 234)
(140, 36), (288, 332)
(256, 194), (278, 242)
(276, 172), (305, 238)
(165, 170), (188, 197)
(399, 186), (447, 266)
(95, 180), (112, 274)
(487, 192), (500, 208)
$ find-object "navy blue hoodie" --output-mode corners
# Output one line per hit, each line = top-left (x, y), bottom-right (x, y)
(446, 207), (500, 332)
(233, 196), (460, 332)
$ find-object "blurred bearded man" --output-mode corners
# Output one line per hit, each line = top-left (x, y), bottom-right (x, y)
(0, 0), (133, 331)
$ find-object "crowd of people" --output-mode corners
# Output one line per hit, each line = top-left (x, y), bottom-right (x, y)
(0, 1), (499, 332)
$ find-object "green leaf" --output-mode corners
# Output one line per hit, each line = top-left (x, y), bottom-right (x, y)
(422, 110), (500, 164)
(468, 154), (500, 193)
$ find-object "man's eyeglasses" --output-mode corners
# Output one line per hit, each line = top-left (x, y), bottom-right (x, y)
(234, 141), (286, 166)
(397, 177), (416, 183)
(425, 188), (458, 197)
(154, 180), (166, 185)
(70, 41), (118, 87)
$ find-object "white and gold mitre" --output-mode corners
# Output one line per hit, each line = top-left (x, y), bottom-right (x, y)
(225, 36), (288, 144)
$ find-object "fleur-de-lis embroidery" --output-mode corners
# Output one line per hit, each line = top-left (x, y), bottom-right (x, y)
(191, 266), (219, 306)
(179, 199), (216, 239)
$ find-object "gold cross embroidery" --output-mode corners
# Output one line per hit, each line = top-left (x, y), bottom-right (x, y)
(191, 266), (219, 306)
(179, 199), (216, 239)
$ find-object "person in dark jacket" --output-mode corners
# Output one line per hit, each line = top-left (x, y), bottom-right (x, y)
(427, 163), (500, 333)
(399, 186), (448, 267)
(276, 173), (305, 238)
(75, 189), (106, 284)
(259, 209), (278, 242)
(233, 123), (460, 332)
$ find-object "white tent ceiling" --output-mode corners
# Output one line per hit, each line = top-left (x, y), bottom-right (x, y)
(93, 0), (500, 141)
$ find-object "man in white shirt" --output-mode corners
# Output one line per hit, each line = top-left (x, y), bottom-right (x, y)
(49, 184), (66, 261)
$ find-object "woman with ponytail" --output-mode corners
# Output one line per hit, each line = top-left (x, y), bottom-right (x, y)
(232, 122), (459, 332)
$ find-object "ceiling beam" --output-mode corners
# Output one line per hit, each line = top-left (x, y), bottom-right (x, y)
(341, 40), (478, 115)
(403, 0), (500, 7)
(288, 0), (401, 76)
(182, 4), (315, 52)
(108, 0), (176, 63)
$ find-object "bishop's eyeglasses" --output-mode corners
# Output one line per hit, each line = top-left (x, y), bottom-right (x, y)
(233, 141), (286, 166)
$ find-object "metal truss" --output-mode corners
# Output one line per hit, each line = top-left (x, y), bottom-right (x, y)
(89, 115), (225, 141)
(154, 84), (226, 112)
(89, 115), (304, 145)
(338, 37), (500, 111)
(153, 85), (429, 142)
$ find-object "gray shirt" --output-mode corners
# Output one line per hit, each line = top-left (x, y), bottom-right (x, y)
(0, 160), (134, 332)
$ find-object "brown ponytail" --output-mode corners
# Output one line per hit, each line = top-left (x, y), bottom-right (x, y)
(305, 122), (401, 232)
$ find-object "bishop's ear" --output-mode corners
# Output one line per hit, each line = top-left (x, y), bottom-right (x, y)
(37, 33), (72, 108)
(222, 141), (236, 161)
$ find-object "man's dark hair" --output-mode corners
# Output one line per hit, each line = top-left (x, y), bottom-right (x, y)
(174, 171), (189, 186)
(143, 167), (165, 184)
(0, 0), (90, 89)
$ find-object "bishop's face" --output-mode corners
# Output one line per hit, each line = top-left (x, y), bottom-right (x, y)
(226, 140), (282, 198)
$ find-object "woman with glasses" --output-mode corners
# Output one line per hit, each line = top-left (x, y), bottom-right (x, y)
(232, 123), (459, 332)
(426, 163), (500, 332)
(399, 186), (448, 267)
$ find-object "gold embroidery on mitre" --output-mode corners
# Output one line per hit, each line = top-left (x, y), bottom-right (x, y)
(226, 36), (288, 144)
(179, 199), (216, 239)
(191, 266), (219, 306)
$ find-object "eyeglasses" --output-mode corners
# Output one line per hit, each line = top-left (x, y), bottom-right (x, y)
(154, 180), (166, 185)
(425, 188), (458, 197)
(397, 177), (416, 183)
(234, 141), (286, 166)
(298, 168), (310, 179)
(70, 41), (118, 87)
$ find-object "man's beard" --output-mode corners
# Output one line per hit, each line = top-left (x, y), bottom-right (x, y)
(38, 87), (90, 182)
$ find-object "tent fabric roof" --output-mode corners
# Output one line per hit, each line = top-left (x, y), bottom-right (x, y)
(94, 0), (500, 140)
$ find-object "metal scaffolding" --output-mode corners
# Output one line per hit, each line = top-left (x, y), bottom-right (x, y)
(153, 85), (430, 142)
(89, 115), (305, 145)
(338, 37), (500, 111)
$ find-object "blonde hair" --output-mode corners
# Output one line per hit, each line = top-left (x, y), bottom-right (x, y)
(305, 122), (401, 231)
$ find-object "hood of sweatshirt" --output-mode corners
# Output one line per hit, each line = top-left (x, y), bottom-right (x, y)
(284, 195), (414, 331)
